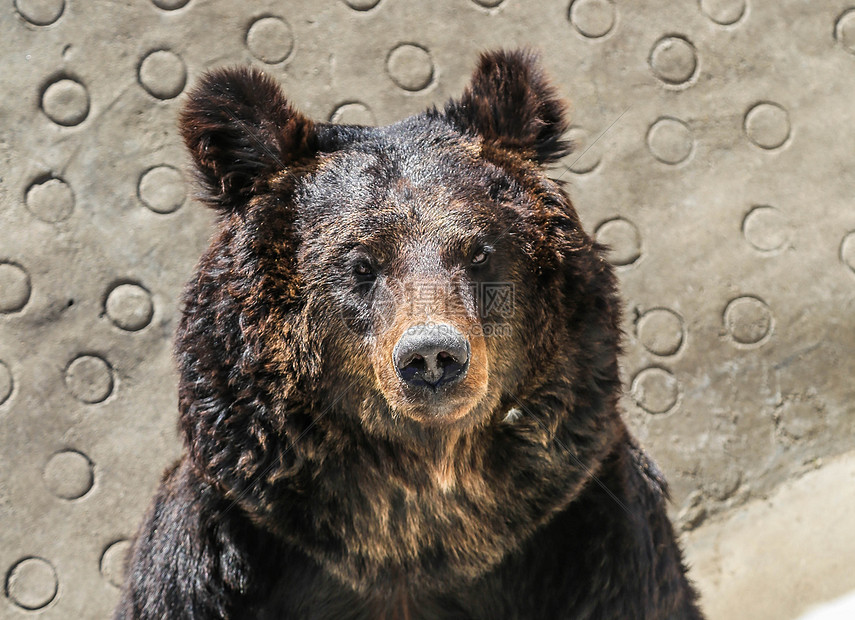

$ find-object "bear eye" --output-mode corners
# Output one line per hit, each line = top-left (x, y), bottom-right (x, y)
(353, 260), (376, 281)
(470, 246), (492, 266)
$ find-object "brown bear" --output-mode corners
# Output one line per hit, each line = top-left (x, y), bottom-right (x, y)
(115, 50), (704, 619)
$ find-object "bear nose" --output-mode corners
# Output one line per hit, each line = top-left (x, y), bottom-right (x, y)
(393, 324), (470, 389)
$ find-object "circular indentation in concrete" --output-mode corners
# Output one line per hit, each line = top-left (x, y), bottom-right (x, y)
(632, 367), (679, 414)
(101, 540), (131, 587)
(840, 232), (855, 273)
(14, 0), (65, 25)
(65, 355), (114, 403)
(5, 558), (58, 610)
(699, 0), (746, 25)
(472, 0), (504, 6)
(330, 102), (376, 125)
(138, 50), (187, 100)
(707, 469), (742, 501)
(138, 165), (185, 214)
(246, 16), (294, 64)
(647, 117), (693, 164)
(41, 78), (89, 126)
(637, 308), (684, 356)
(43, 450), (94, 500)
(386, 44), (434, 92)
(0, 361), (12, 406)
(650, 36), (697, 85)
(0, 263), (31, 313)
(775, 395), (826, 442)
(105, 283), (154, 331)
(25, 177), (74, 223)
(152, 0), (189, 9)
(342, 0), (381, 9)
(836, 10), (855, 54)
(565, 126), (601, 173)
(742, 205), (790, 252)
(724, 296), (772, 345)
(744, 102), (790, 150)
(568, 0), (616, 39)
(595, 218), (641, 266)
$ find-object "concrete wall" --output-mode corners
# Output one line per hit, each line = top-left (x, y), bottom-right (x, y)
(1, 0), (853, 617)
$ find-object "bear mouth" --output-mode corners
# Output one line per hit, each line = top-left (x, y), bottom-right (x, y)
(396, 384), (480, 422)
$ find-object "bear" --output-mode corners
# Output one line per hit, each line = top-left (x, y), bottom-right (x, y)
(115, 49), (704, 619)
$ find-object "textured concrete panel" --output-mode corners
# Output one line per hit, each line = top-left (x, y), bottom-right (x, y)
(1, 0), (853, 617)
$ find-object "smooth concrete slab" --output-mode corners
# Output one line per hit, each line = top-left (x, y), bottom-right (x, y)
(685, 450), (855, 620)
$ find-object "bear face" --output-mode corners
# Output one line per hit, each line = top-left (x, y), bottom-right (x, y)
(295, 120), (582, 430)
(176, 50), (625, 595)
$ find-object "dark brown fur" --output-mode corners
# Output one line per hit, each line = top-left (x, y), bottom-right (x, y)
(116, 50), (704, 619)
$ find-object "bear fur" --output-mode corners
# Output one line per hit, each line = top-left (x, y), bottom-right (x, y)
(115, 49), (704, 619)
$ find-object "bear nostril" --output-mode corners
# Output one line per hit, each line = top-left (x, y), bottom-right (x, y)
(437, 351), (454, 365)
(398, 354), (426, 383)
(393, 324), (470, 390)
(436, 350), (462, 373)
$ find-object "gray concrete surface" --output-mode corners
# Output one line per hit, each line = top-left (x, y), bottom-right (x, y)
(1, 0), (853, 617)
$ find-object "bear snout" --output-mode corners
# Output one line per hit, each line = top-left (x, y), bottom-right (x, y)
(393, 323), (470, 390)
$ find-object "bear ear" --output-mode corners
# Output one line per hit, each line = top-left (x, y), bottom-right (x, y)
(444, 49), (571, 165)
(180, 67), (316, 211)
